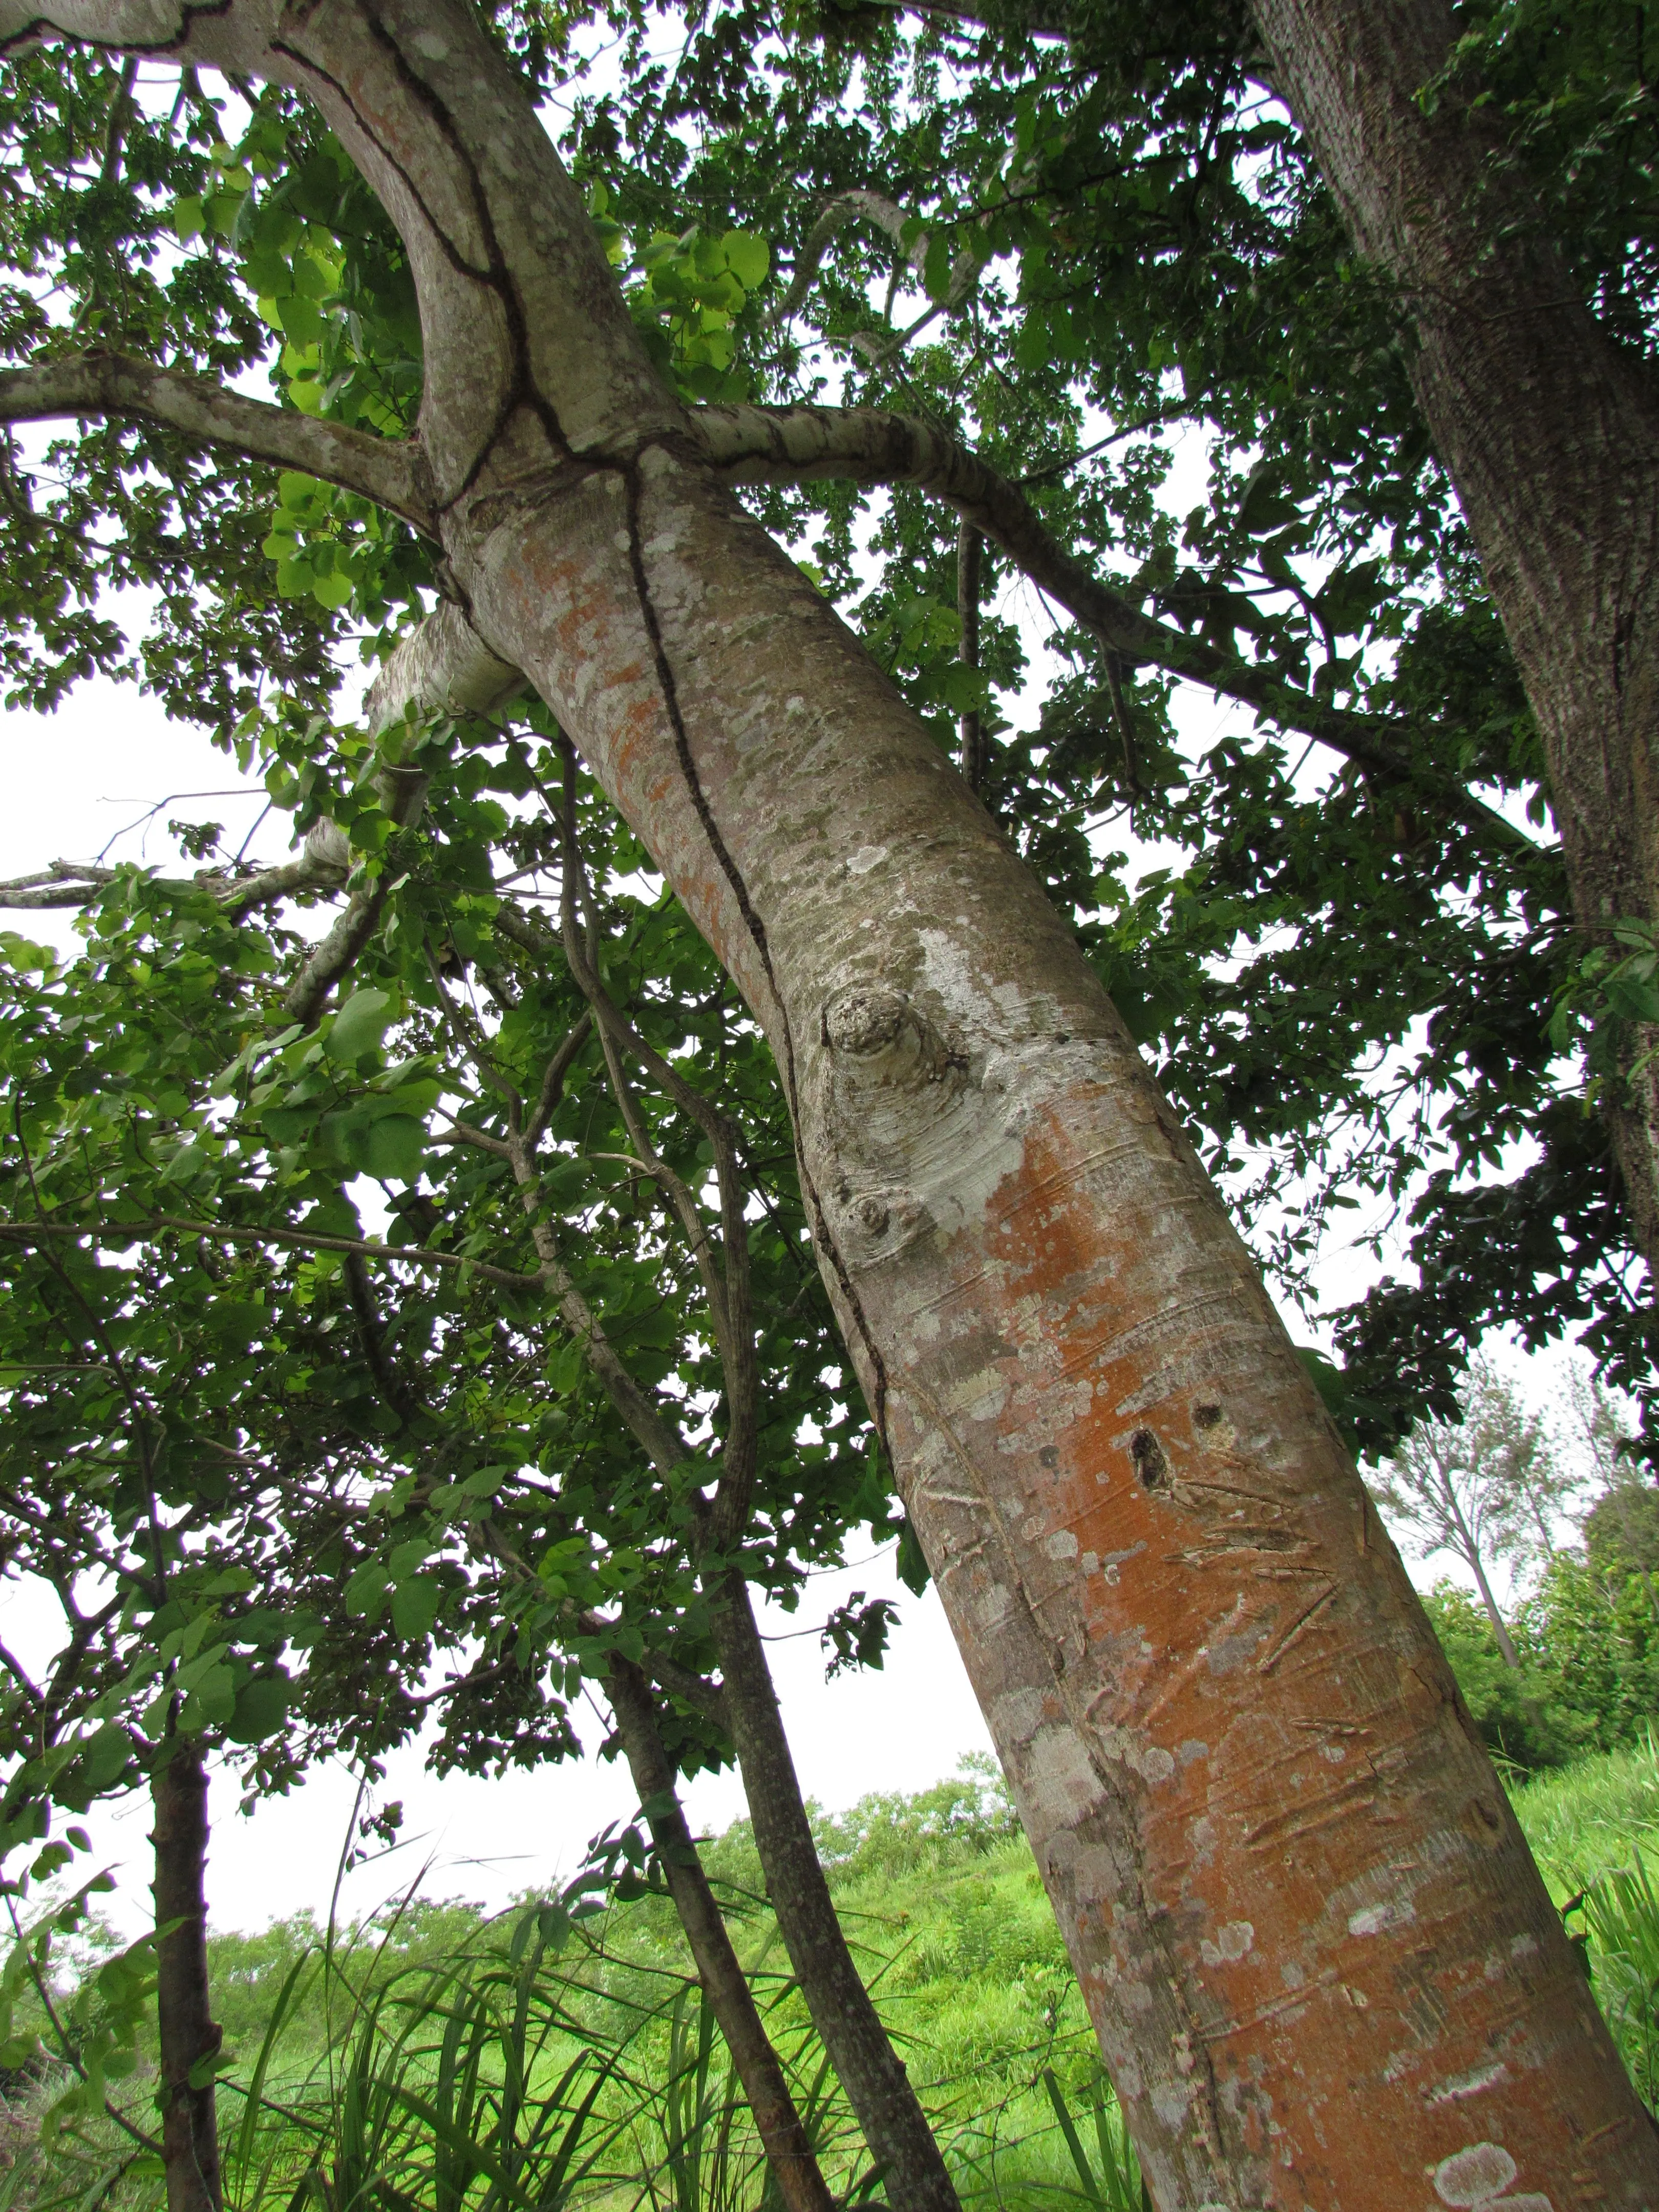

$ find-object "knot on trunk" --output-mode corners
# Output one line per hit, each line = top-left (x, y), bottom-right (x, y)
(820, 986), (965, 1096)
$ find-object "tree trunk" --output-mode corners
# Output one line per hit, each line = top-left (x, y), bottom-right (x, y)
(956, 521), (985, 793)
(44, 5), (1659, 2203)
(1465, 1551), (1523, 1672)
(603, 1657), (839, 2212)
(708, 1574), (962, 2212)
(1440, 1488), (1524, 1670)
(1247, 0), (1659, 1275)
(150, 1737), (222, 2212)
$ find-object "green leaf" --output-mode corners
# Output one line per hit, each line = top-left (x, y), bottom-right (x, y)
(310, 568), (356, 610)
(352, 1113), (425, 1181)
(345, 1562), (389, 1620)
(276, 293), (324, 346)
(225, 1674), (290, 1745)
(206, 1300), (268, 1344)
(325, 988), (395, 1065)
(180, 1666), (237, 1734)
(391, 1575), (442, 1642)
(722, 231), (770, 289)
(545, 1338), (586, 1396)
(1606, 975), (1659, 1026)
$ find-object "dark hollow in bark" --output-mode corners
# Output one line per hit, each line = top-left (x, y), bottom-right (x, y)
(151, 1736), (223, 2212)
(604, 1656), (838, 2212)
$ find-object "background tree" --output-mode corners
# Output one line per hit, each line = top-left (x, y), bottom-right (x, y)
(1243, 0), (1659, 1283)
(1369, 1360), (1576, 1662)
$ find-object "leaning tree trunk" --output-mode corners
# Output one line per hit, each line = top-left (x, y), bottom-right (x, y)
(1247, 0), (1659, 1275)
(707, 1575), (962, 2212)
(603, 1658), (839, 2212)
(151, 1736), (223, 2212)
(11, 4), (1656, 2205)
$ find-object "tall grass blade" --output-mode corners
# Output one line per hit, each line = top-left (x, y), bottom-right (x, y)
(1043, 2070), (1104, 2209)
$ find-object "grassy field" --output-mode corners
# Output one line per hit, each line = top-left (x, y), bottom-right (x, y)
(6, 1742), (1659, 2212)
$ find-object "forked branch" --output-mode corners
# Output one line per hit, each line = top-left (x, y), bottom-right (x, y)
(691, 402), (1524, 843)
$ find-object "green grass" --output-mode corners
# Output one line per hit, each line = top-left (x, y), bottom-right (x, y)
(12, 1741), (1659, 2212)
(1511, 1728), (1659, 1891)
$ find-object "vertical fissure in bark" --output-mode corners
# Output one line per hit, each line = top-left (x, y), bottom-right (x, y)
(151, 1734), (222, 2212)
(619, 455), (895, 1455)
(269, 19), (562, 499)
(603, 1657), (838, 2212)
(709, 1572), (964, 2212)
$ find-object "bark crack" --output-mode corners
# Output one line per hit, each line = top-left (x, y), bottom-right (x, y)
(355, 1), (573, 469)
(619, 449), (895, 1457)
(273, 4), (571, 514)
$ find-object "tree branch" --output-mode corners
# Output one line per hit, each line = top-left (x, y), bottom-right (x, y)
(0, 4), (270, 69)
(0, 836), (351, 915)
(0, 353), (434, 530)
(347, 408), (1530, 855)
(364, 600), (525, 731)
(777, 190), (920, 324)
(0, 1216), (543, 1292)
(689, 401), (1530, 848)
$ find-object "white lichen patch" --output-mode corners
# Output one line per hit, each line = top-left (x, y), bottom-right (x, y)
(1348, 1897), (1418, 1939)
(1432, 2142), (1518, 2205)
(1200, 1920), (1255, 1967)
(1428, 2062), (1509, 2105)
(1095, 1722), (1179, 1788)
(993, 1685), (1048, 1743)
(1026, 1720), (1107, 1822)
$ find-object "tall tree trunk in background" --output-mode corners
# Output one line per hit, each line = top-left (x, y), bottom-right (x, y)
(10, 4), (1657, 2204)
(708, 1576), (962, 2212)
(151, 1737), (222, 2212)
(603, 1657), (840, 2212)
(1249, 0), (1659, 1274)
(1461, 1541), (1523, 1671)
